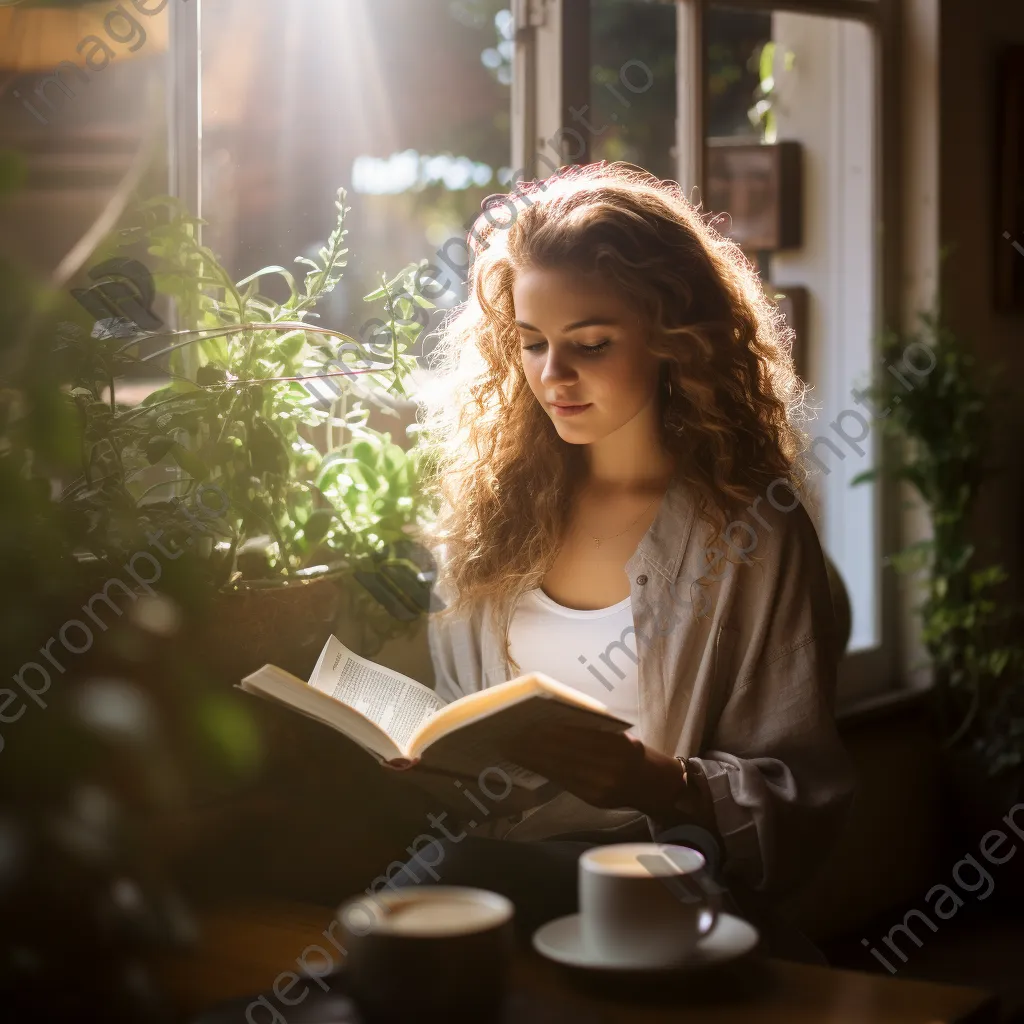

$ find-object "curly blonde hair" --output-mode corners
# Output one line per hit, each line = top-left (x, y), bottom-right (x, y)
(418, 160), (811, 639)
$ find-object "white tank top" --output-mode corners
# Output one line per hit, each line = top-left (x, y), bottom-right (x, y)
(507, 587), (640, 730)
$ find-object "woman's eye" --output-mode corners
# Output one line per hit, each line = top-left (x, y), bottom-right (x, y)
(519, 338), (610, 354)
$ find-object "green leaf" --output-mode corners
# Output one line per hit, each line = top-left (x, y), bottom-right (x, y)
(352, 441), (379, 468)
(303, 507), (334, 546)
(850, 468), (878, 487)
(170, 442), (210, 481)
(196, 364), (227, 387)
(249, 417), (290, 476)
(277, 330), (306, 361)
(145, 436), (176, 464)
(236, 265), (299, 305)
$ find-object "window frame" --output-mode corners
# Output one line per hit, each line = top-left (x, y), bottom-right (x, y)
(167, 0), (201, 385)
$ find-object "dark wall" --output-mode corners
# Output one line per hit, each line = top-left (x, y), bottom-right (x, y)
(938, 0), (1024, 606)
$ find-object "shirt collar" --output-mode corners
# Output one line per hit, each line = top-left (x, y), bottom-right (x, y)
(626, 475), (698, 583)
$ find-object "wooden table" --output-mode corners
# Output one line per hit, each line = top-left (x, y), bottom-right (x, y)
(155, 901), (999, 1024)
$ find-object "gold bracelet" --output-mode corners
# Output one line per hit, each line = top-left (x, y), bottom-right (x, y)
(676, 757), (715, 828)
(673, 755), (690, 808)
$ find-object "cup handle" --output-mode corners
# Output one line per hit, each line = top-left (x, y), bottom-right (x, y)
(697, 875), (721, 937)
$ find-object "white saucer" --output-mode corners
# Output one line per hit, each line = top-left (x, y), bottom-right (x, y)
(532, 911), (759, 973)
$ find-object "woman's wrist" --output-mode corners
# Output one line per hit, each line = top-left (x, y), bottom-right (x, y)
(637, 749), (691, 818)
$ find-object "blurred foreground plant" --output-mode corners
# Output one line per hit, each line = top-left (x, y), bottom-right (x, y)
(0, 150), (260, 1022)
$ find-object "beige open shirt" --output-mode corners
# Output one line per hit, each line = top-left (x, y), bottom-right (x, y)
(427, 478), (856, 898)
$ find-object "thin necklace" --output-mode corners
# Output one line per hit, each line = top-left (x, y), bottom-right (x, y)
(590, 494), (658, 549)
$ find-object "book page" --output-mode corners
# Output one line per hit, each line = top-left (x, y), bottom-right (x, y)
(309, 635), (445, 751)
(238, 666), (402, 760)
(407, 673), (623, 755)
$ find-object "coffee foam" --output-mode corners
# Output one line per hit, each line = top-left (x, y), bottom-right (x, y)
(584, 843), (703, 876)
(372, 893), (508, 936)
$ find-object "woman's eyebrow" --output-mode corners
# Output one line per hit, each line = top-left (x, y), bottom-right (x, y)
(515, 317), (620, 332)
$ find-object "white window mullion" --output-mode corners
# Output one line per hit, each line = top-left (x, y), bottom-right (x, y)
(511, 0), (590, 182)
(676, 0), (704, 194)
(166, 0), (201, 363)
(168, 0), (202, 226)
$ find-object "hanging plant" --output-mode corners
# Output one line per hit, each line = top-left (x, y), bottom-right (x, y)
(747, 40), (795, 144)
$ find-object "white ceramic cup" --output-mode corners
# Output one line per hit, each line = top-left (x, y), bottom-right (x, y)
(578, 842), (720, 967)
(337, 886), (514, 1023)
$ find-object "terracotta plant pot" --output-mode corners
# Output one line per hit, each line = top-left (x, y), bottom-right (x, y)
(202, 567), (349, 684)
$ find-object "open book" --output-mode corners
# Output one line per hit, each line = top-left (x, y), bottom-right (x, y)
(238, 635), (633, 815)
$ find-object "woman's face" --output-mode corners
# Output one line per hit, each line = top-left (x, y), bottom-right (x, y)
(513, 265), (662, 445)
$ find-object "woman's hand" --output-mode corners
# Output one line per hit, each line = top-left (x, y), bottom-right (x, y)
(498, 723), (688, 818)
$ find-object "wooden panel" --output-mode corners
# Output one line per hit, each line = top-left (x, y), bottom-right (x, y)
(995, 46), (1024, 311)
(785, 701), (944, 942)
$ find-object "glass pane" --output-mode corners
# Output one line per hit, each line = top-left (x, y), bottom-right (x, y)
(0, 1), (172, 399)
(589, 0), (677, 179)
(706, 6), (771, 140)
(706, 8), (879, 654)
(0, 1), (171, 276)
(201, 0), (512, 327)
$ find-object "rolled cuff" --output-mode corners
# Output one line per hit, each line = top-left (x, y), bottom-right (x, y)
(686, 756), (763, 884)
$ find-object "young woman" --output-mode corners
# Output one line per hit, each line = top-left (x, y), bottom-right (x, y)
(387, 161), (855, 958)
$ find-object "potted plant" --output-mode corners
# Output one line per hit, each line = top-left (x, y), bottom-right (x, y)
(57, 188), (437, 680)
(48, 188), (447, 897)
(852, 297), (1024, 852)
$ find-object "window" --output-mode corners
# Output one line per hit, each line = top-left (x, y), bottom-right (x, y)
(0, 1), (172, 277)
(589, 0), (677, 178)
(200, 0), (513, 326)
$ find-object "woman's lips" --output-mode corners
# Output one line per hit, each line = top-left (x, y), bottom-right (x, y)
(550, 402), (592, 418)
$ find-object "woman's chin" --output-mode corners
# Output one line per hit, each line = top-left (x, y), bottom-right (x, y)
(552, 420), (600, 445)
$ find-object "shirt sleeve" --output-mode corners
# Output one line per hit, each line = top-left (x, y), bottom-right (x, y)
(425, 573), (489, 705)
(426, 607), (466, 705)
(648, 498), (856, 897)
(680, 632), (856, 896)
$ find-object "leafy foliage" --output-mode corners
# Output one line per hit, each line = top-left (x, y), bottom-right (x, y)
(747, 40), (795, 144)
(852, 303), (1024, 776)
(60, 189), (436, 633)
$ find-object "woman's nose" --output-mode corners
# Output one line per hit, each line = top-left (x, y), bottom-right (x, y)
(540, 349), (577, 386)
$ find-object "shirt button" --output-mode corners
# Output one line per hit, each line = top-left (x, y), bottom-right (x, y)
(636, 574), (648, 585)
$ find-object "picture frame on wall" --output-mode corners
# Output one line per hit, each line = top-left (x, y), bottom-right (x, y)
(705, 140), (803, 252)
(996, 46), (1024, 311)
